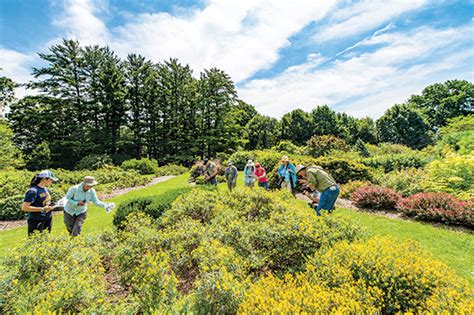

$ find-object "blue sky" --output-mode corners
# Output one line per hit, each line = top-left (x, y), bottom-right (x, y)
(1, 0), (473, 118)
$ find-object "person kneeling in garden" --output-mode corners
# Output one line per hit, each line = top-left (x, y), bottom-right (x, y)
(296, 164), (340, 216)
(64, 176), (115, 236)
(224, 160), (238, 192)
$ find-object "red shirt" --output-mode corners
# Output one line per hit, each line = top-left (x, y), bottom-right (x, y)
(254, 167), (268, 183)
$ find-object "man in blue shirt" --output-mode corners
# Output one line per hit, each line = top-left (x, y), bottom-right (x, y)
(64, 176), (115, 236)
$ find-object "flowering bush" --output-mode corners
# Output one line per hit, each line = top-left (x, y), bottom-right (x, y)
(2, 234), (110, 314)
(351, 186), (402, 210)
(240, 238), (473, 313)
(340, 180), (372, 199)
(396, 192), (474, 227)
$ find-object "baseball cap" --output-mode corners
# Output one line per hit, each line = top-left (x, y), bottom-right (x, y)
(37, 170), (59, 181)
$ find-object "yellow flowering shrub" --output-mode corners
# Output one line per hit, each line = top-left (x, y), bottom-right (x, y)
(307, 237), (473, 313)
(239, 273), (379, 313)
(3, 234), (110, 314)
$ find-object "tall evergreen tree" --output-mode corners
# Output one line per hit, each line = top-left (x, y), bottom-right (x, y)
(280, 109), (312, 145)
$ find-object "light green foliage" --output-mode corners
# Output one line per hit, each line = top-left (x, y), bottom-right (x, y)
(121, 157), (159, 175)
(422, 154), (474, 199)
(2, 234), (110, 314)
(0, 123), (23, 169)
(374, 168), (426, 196)
(155, 164), (188, 176)
(362, 153), (430, 172)
(271, 140), (303, 154)
(340, 180), (372, 199)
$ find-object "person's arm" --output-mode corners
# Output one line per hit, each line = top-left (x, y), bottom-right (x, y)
(66, 186), (80, 206)
(21, 190), (53, 213)
(233, 167), (238, 180)
(89, 189), (106, 208)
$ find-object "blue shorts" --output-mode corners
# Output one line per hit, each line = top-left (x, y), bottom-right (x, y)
(316, 185), (340, 216)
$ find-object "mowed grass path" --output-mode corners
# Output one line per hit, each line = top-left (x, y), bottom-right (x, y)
(1, 172), (472, 286)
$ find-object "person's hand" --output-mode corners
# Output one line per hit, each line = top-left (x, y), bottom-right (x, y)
(77, 201), (85, 206)
(44, 206), (54, 212)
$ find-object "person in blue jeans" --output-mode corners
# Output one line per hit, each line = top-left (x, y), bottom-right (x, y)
(295, 164), (340, 216)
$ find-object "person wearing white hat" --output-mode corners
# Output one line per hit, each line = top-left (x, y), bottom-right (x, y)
(243, 159), (256, 188)
(22, 170), (59, 235)
(63, 176), (115, 236)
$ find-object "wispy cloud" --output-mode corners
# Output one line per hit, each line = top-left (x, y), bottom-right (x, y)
(0, 48), (38, 98)
(238, 23), (474, 118)
(316, 0), (427, 42)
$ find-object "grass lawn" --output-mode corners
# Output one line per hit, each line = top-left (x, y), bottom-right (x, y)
(1, 172), (472, 286)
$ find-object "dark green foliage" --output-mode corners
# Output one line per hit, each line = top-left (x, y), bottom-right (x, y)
(354, 138), (370, 157)
(409, 80), (474, 130)
(280, 109), (313, 145)
(305, 135), (348, 158)
(25, 141), (51, 171)
(0, 195), (25, 220)
(75, 154), (113, 170)
(376, 104), (433, 149)
(244, 114), (281, 150)
(113, 187), (191, 229)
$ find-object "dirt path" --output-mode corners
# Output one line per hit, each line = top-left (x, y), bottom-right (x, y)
(0, 176), (176, 232)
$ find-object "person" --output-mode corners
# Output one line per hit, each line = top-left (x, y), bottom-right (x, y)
(22, 170), (59, 236)
(203, 158), (218, 186)
(254, 162), (269, 190)
(224, 161), (238, 192)
(64, 176), (115, 236)
(243, 159), (256, 188)
(295, 164), (340, 216)
(277, 156), (297, 194)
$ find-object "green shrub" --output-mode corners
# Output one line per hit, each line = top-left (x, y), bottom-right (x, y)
(113, 187), (191, 229)
(271, 140), (302, 154)
(227, 151), (257, 169)
(3, 234), (109, 314)
(422, 154), (474, 199)
(121, 158), (159, 175)
(75, 154), (113, 170)
(374, 168), (426, 196)
(305, 135), (348, 158)
(366, 143), (416, 156)
(315, 156), (373, 184)
(0, 195), (25, 220)
(155, 164), (188, 176)
(362, 153), (429, 172)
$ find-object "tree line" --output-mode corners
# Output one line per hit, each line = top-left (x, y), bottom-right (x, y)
(1, 39), (473, 169)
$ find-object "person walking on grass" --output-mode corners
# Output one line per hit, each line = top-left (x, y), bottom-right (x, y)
(224, 160), (238, 192)
(295, 164), (340, 216)
(64, 176), (115, 237)
(203, 158), (218, 186)
(22, 170), (59, 236)
(254, 162), (269, 190)
(243, 159), (256, 188)
(277, 156), (297, 194)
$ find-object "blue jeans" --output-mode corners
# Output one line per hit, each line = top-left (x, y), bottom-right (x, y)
(316, 185), (340, 216)
(258, 181), (268, 190)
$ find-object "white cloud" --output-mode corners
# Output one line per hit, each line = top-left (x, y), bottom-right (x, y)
(238, 24), (474, 118)
(316, 0), (427, 42)
(55, 0), (337, 81)
(53, 0), (109, 45)
(0, 48), (38, 98)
